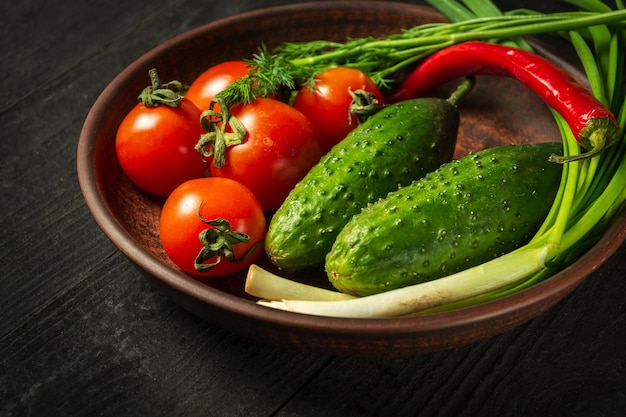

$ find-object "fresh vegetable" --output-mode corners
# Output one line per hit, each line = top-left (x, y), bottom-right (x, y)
(265, 78), (474, 270)
(160, 177), (266, 276)
(213, 7), (626, 109)
(292, 67), (384, 152)
(195, 97), (324, 211)
(185, 60), (249, 111)
(387, 41), (620, 162)
(326, 142), (564, 296)
(244, 1), (626, 318)
(116, 69), (206, 196)
(245, 265), (356, 302)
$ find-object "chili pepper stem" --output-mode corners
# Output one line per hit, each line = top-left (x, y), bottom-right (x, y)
(446, 77), (476, 106)
(549, 116), (620, 163)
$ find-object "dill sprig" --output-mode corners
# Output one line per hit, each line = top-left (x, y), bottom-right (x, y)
(215, 45), (316, 109)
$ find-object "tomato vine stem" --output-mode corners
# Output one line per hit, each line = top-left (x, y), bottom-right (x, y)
(138, 68), (184, 107)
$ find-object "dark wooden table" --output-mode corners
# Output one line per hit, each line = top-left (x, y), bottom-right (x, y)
(2, 1), (625, 416)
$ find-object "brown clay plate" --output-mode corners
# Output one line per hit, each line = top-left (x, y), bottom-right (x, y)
(77, 2), (626, 356)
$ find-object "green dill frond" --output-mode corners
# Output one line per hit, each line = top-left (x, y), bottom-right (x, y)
(275, 40), (342, 60)
(215, 44), (318, 108)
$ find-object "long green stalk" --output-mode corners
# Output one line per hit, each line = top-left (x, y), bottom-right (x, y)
(217, 7), (626, 107)
(257, 246), (552, 318)
(283, 9), (626, 83)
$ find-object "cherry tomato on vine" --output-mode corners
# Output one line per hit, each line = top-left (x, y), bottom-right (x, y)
(185, 60), (249, 111)
(201, 97), (324, 211)
(293, 67), (384, 152)
(115, 97), (207, 196)
(159, 177), (266, 276)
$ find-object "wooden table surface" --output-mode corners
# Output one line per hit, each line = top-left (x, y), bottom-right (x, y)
(2, 0), (625, 416)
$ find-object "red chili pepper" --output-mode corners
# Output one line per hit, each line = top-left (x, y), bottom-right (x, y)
(388, 41), (620, 163)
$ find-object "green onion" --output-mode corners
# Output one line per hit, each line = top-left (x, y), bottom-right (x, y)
(217, 7), (626, 107)
(244, 265), (355, 302)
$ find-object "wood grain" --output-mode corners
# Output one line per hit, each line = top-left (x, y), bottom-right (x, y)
(1, 0), (625, 415)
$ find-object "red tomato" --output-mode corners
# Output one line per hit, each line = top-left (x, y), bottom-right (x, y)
(293, 67), (384, 152)
(209, 98), (324, 211)
(159, 177), (266, 276)
(185, 61), (249, 111)
(116, 98), (206, 196)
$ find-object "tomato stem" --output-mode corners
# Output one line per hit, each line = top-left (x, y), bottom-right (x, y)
(194, 214), (262, 273)
(347, 88), (382, 122)
(138, 68), (185, 108)
(195, 98), (248, 168)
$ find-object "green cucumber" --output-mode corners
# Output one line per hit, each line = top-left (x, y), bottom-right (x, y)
(326, 142), (563, 296)
(265, 79), (474, 270)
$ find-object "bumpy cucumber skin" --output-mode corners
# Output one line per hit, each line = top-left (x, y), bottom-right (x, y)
(326, 142), (563, 296)
(265, 98), (460, 270)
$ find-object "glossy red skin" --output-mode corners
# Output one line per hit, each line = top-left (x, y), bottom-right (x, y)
(159, 177), (266, 276)
(185, 60), (249, 111)
(210, 98), (324, 211)
(387, 41), (617, 147)
(115, 98), (207, 196)
(293, 67), (384, 152)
